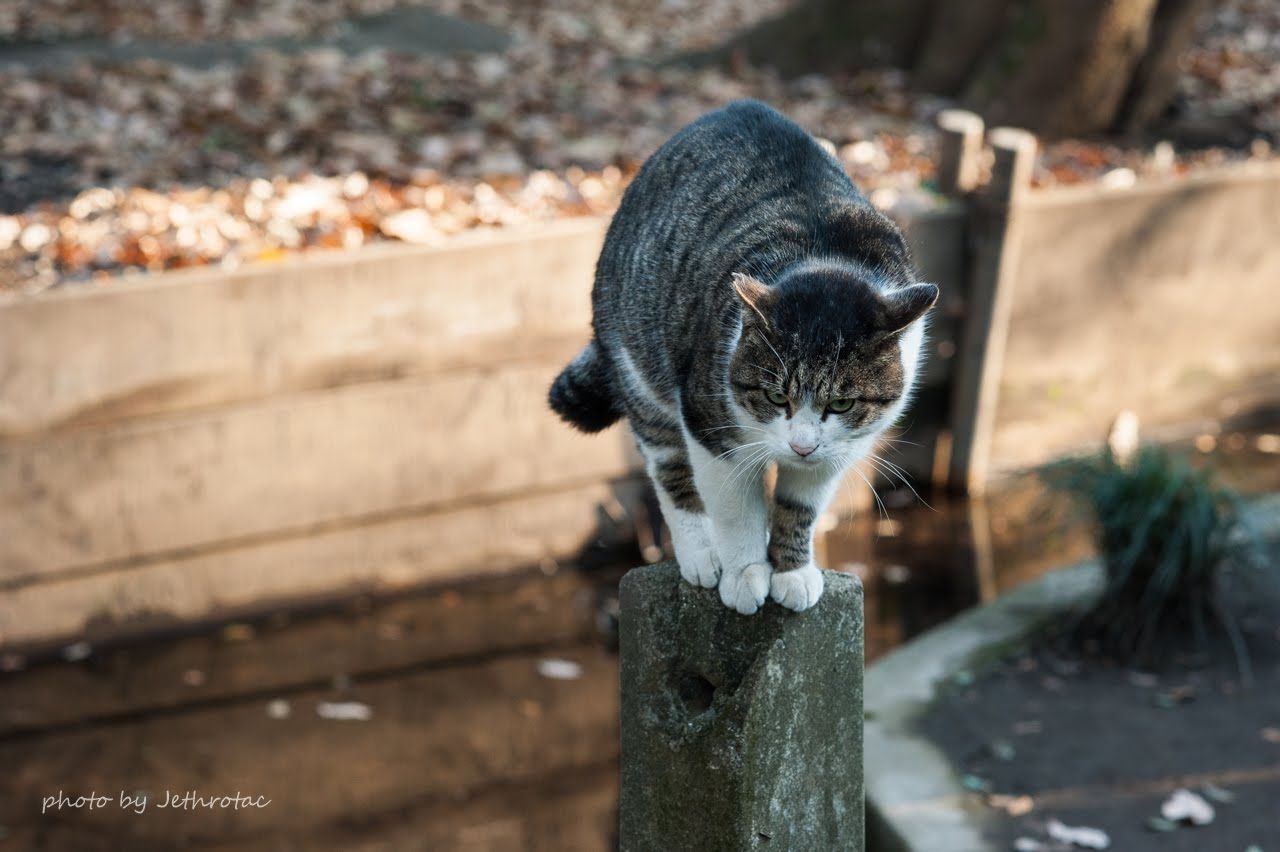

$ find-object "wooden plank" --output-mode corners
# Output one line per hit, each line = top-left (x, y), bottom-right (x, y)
(0, 647), (620, 845)
(0, 568), (610, 736)
(0, 361), (640, 583)
(934, 110), (985, 195)
(866, 206), (969, 487)
(947, 131), (1038, 494)
(0, 196), (974, 438)
(0, 478), (642, 650)
(0, 218), (606, 438)
(986, 161), (1280, 475)
(1018, 157), (1280, 208)
(0, 212), (961, 584)
(0, 210), (959, 440)
(900, 205), (967, 391)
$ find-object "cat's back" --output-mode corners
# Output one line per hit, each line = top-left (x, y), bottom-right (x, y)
(596, 101), (858, 305)
(621, 100), (851, 221)
(591, 101), (878, 398)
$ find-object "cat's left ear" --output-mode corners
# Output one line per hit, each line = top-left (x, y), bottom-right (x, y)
(732, 273), (774, 328)
(879, 283), (939, 335)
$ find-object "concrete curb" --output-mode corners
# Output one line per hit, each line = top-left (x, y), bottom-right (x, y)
(865, 561), (1102, 852)
(864, 492), (1280, 852)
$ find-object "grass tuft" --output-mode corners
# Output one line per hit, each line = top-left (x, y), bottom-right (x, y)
(1043, 444), (1264, 678)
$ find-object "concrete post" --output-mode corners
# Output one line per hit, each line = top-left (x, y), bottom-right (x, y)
(618, 562), (865, 851)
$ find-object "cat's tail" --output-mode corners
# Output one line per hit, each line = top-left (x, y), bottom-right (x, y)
(549, 341), (623, 433)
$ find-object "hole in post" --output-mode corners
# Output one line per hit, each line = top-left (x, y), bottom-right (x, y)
(674, 670), (716, 714)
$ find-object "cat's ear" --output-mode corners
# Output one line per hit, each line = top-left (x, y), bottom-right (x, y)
(879, 283), (939, 335)
(732, 273), (773, 328)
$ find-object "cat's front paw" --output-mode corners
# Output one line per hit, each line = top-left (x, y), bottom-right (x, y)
(770, 564), (824, 612)
(676, 544), (721, 589)
(719, 563), (772, 615)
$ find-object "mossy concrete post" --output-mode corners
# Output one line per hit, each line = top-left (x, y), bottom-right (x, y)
(618, 562), (865, 851)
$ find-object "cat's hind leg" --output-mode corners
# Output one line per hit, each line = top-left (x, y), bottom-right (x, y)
(631, 413), (720, 589)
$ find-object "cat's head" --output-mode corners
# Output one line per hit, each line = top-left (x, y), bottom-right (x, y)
(727, 265), (937, 468)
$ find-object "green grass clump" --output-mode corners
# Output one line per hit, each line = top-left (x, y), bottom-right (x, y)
(1044, 444), (1261, 674)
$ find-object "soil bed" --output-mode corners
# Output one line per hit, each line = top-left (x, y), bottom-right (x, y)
(2, 0), (1278, 293)
(917, 583), (1280, 851)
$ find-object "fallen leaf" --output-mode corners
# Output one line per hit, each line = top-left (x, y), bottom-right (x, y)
(316, 701), (373, 721)
(1047, 818), (1110, 849)
(1201, 783), (1235, 804)
(379, 208), (442, 245)
(61, 642), (92, 662)
(221, 623), (254, 642)
(988, 793), (1034, 816)
(1161, 788), (1215, 826)
(1126, 671), (1159, 688)
(988, 739), (1017, 761)
(0, 654), (25, 673)
(537, 658), (583, 680)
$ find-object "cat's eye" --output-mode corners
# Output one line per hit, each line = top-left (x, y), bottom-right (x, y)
(827, 398), (856, 414)
(765, 389), (789, 407)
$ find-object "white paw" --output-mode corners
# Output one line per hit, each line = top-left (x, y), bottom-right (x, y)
(719, 563), (772, 615)
(676, 544), (721, 589)
(770, 564), (825, 612)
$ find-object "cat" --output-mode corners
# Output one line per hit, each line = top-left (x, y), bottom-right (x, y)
(550, 100), (936, 614)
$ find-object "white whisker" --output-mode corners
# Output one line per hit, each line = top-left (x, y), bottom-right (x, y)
(866, 453), (933, 511)
(847, 458), (887, 520)
(715, 440), (769, 462)
(716, 445), (773, 502)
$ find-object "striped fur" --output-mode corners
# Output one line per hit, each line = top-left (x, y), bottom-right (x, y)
(548, 101), (937, 613)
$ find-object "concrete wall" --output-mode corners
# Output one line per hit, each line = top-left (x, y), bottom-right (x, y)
(985, 161), (1280, 479)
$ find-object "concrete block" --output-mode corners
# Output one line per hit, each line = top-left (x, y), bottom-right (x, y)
(619, 562), (864, 851)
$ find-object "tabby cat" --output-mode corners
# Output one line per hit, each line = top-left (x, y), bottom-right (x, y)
(550, 100), (936, 614)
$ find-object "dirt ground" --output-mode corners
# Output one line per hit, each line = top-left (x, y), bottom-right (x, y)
(4, 0), (1277, 292)
(918, 602), (1280, 851)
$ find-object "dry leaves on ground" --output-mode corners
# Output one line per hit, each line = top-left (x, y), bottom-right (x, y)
(1, 0), (1276, 292)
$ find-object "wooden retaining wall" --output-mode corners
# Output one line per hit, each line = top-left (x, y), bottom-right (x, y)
(0, 211), (962, 651)
(0, 220), (638, 650)
(948, 146), (1280, 491)
(7, 141), (1273, 648)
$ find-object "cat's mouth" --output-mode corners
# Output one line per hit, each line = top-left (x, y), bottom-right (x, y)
(778, 449), (822, 467)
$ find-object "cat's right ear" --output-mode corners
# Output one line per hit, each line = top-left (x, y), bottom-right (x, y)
(879, 283), (939, 335)
(732, 273), (773, 329)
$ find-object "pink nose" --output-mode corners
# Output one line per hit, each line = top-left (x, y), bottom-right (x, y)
(789, 440), (817, 457)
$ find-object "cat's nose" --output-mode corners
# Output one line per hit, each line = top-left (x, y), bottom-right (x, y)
(789, 440), (817, 457)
